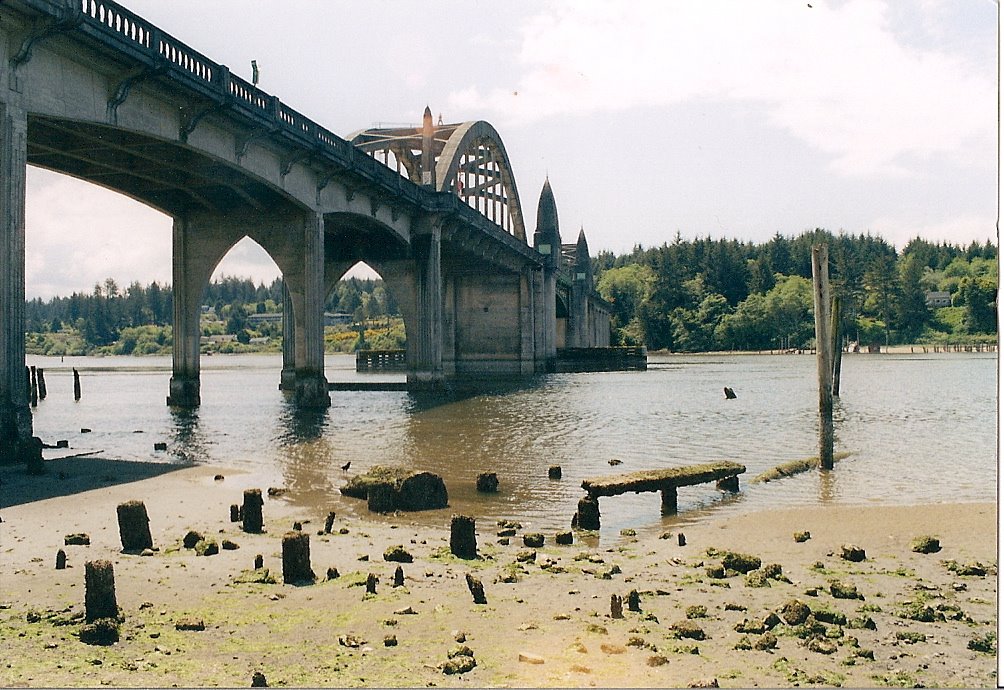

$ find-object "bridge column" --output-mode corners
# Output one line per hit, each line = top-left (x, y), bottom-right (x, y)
(279, 281), (295, 391)
(0, 103), (32, 463)
(291, 212), (329, 408)
(167, 217), (203, 407)
(409, 215), (443, 388)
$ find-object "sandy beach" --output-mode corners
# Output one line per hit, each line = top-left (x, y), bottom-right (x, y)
(0, 457), (997, 688)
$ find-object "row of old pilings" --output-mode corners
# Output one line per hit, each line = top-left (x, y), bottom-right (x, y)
(24, 366), (81, 405)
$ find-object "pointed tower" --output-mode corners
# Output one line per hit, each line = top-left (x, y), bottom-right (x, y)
(533, 178), (561, 270)
(574, 226), (592, 289)
(421, 105), (435, 188)
(532, 179), (559, 370)
(567, 226), (593, 347)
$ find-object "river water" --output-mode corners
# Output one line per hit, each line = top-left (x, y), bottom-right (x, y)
(23, 351), (998, 538)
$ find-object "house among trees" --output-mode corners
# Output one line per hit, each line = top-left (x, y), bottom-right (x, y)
(924, 291), (952, 308)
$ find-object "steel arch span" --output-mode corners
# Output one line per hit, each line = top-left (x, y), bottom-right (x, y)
(350, 112), (527, 242)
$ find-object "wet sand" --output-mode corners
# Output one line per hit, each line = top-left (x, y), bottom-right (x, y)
(0, 457), (997, 688)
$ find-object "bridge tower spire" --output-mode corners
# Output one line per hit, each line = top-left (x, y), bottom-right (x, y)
(532, 178), (560, 371)
(421, 106), (435, 188)
(533, 177), (561, 269)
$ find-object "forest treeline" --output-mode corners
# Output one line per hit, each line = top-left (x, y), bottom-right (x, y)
(594, 230), (997, 351)
(23, 229), (997, 356)
(24, 275), (398, 356)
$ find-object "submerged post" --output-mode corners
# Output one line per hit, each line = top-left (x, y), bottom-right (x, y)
(811, 245), (834, 471)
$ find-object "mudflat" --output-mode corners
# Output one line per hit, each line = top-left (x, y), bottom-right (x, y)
(0, 458), (996, 687)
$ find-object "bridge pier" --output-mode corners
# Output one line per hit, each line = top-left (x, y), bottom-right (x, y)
(290, 213), (330, 408)
(279, 282), (296, 392)
(407, 216), (443, 389)
(0, 102), (32, 462)
(167, 216), (208, 407)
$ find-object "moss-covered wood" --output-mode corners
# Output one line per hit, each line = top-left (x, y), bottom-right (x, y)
(581, 461), (745, 498)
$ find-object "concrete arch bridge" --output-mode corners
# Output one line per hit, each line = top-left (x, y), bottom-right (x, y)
(0, 0), (614, 460)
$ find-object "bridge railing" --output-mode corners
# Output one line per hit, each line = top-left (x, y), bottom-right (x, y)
(17, 0), (540, 264)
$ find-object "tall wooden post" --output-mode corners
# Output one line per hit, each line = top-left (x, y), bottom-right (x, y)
(811, 245), (834, 470)
(830, 294), (842, 397)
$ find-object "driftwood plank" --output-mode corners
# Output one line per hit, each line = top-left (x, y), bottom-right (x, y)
(581, 461), (746, 498)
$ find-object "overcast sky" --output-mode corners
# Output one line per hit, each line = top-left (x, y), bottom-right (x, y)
(25, 0), (998, 299)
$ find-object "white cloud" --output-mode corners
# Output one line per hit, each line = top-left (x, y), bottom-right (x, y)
(25, 168), (172, 299)
(449, 0), (995, 178)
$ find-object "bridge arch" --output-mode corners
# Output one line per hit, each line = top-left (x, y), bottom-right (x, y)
(350, 118), (527, 242)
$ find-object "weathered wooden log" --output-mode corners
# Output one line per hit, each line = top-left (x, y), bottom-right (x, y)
(582, 461), (746, 498)
(84, 560), (118, 622)
(576, 495), (601, 530)
(36, 368), (46, 400)
(73, 368), (81, 401)
(465, 573), (487, 605)
(242, 488), (264, 533)
(116, 500), (153, 552)
(281, 531), (314, 584)
(324, 511), (336, 534)
(450, 515), (478, 560)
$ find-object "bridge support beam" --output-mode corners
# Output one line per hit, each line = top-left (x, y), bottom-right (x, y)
(0, 103), (32, 463)
(167, 216), (204, 407)
(290, 213), (329, 408)
(408, 216), (443, 388)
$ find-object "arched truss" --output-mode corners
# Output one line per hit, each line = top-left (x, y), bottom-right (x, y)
(349, 120), (527, 242)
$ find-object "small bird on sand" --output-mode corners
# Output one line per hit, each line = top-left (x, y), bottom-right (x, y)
(341, 461), (351, 471)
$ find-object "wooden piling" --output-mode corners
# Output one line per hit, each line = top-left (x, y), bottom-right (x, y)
(830, 294), (842, 398)
(84, 560), (118, 622)
(811, 245), (834, 471)
(281, 531), (314, 584)
(242, 489), (264, 533)
(73, 368), (81, 401)
(37, 368), (46, 399)
(660, 486), (678, 515)
(29, 366), (37, 407)
(450, 515), (478, 560)
(116, 500), (153, 552)
(575, 495), (601, 530)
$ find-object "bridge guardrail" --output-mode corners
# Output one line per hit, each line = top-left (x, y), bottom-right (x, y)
(14, 0), (540, 264)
